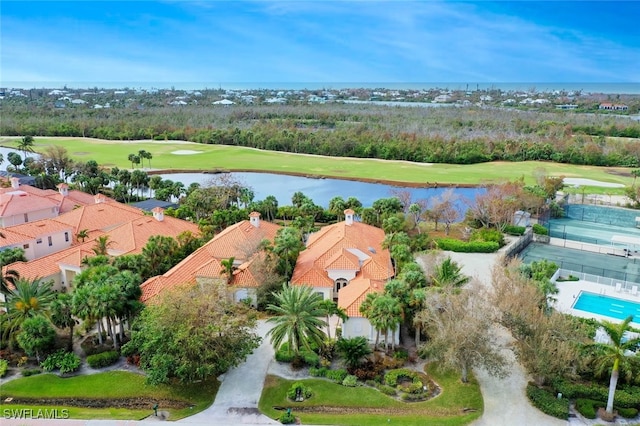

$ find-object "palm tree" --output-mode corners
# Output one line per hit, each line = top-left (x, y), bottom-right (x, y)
(220, 257), (237, 284)
(431, 257), (470, 288)
(266, 284), (327, 356)
(336, 336), (372, 369)
(590, 316), (640, 415)
(76, 229), (89, 243)
(92, 235), (113, 256)
(1, 278), (56, 340)
(50, 293), (77, 352)
(372, 294), (403, 351)
(359, 292), (381, 348)
(17, 135), (35, 158)
(318, 299), (348, 340)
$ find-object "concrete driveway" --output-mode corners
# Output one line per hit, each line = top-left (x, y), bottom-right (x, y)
(178, 319), (279, 425)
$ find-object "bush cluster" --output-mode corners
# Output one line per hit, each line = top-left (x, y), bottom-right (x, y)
(309, 367), (328, 378)
(532, 223), (549, 235)
(575, 398), (599, 419)
(21, 368), (42, 377)
(471, 228), (505, 246)
(553, 380), (640, 408)
(376, 383), (398, 396)
(342, 375), (358, 387)
(526, 384), (569, 420)
(287, 382), (312, 401)
(86, 351), (120, 369)
(384, 369), (421, 387)
(325, 369), (348, 383)
(275, 343), (320, 368)
(435, 238), (500, 253)
(279, 410), (296, 424)
(503, 225), (526, 236)
(40, 350), (81, 374)
(0, 359), (8, 377)
(618, 407), (639, 418)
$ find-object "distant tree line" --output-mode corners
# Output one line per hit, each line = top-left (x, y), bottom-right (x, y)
(2, 104), (640, 167)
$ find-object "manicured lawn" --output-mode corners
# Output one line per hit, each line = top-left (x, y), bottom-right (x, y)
(0, 137), (632, 193)
(258, 363), (483, 426)
(0, 371), (219, 420)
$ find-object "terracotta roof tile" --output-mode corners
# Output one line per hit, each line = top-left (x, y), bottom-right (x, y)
(324, 248), (361, 271)
(338, 278), (385, 317)
(0, 191), (59, 217)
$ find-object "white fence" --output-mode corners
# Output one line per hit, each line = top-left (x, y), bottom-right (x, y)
(555, 268), (637, 293)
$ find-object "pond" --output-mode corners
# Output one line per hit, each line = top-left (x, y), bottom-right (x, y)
(156, 171), (484, 210)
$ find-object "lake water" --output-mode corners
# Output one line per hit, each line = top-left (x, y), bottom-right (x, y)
(157, 171), (483, 209)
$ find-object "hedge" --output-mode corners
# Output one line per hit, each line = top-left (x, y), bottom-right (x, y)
(86, 350), (120, 369)
(575, 398), (599, 419)
(22, 368), (42, 377)
(436, 238), (500, 253)
(526, 384), (569, 420)
(532, 224), (548, 235)
(553, 380), (640, 409)
(503, 225), (526, 236)
(618, 407), (639, 418)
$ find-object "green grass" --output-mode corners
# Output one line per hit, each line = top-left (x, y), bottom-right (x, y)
(258, 363), (483, 426)
(0, 136), (633, 193)
(0, 371), (219, 420)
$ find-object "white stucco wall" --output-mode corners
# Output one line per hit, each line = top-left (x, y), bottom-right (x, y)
(342, 317), (399, 345)
(327, 269), (357, 281)
(312, 287), (332, 301)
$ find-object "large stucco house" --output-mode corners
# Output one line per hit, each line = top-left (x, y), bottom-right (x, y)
(290, 209), (397, 344)
(140, 212), (280, 305)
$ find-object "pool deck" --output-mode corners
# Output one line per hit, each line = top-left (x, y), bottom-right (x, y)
(554, 279), (640, 327)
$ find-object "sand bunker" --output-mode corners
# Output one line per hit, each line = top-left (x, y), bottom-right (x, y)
(171, 150), (203, 155)
(563, 178), (624, 188)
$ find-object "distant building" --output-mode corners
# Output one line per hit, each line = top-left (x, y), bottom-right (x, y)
(556, 104), (578, 110)
(599, 103), (628, 111)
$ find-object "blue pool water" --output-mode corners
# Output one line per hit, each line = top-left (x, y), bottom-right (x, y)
(572, 292), (640, 323)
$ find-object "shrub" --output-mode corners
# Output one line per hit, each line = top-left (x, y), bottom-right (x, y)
(503, 225), (526, 236)
(325, 369), (348, 383)
(532, 223), (548, 235)
(435, 238), (500, 253)
(0, 359), (7, 377)
(617, 406), (639, 418)
(575, 398), (599, 419)
(376, 384), (397, 396)
(384, 369), (420, 387)
(302, 351), (320, 368)
(526, 384), (569, 420)
(21, 368), (42, 377)
(287, 382), (312, 401)
(279, 410), (296, 424)
(41, 350), (81, 374)
(401, 392), (426, 402)
(275, 348), (295, 363)
(342, 374), (358, 387)
(309, 367), (327, 378)
(553, 380), (640, 408)
(86, 350), (120, 369)
(470, 228), (505, 246)
(393, 348), (408, 361)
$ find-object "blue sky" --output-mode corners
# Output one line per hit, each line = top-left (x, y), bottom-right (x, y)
(1, 1), (639, 87)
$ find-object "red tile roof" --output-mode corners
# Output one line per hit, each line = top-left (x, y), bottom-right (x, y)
(291, 220), (393, 288)
(0, 191), (59, 217)
(337, 278), (385, 318)
(140, 217), (281, 303)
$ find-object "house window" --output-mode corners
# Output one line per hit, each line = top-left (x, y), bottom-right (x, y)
(65, 232), (69, 242)
(24, 213), (28, 222)
(36, 238), (42, 244)
(334, 278), (348, 294)
(315, 292), (324, 300)
(48, 236), (53, 246)
(23, 244), (29, 249)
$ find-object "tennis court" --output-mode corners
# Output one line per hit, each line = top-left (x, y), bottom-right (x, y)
(547, 218), (640, 249)
(519, 242), (640, 284)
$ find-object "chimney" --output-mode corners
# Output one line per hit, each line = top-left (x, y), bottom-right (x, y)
(152, 207), (164, 222)
(10, 177), (19, 189)
(94, 194), (106, 204)
(57, 183), (69, 197)
(249, 211), (260, 228)
(344, 209), (355, 226)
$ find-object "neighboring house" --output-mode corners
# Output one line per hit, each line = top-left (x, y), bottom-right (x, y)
(130, 198), (179, 212)
(4, 207), (199, 292)
(599, 103), (628, 111)
(0, 179), (111, 227)
(140, 212), (280, 305)
(290, 209), (396, 344)
(0, 220), (74, 260)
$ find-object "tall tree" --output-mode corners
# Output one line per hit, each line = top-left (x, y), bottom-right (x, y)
(50, 293), (77, 352)
(417, 282), (507, 383)
(270, 227), (304, 279)
(17, 135), (35, 158)
(318, 299), (348, 340)
(266, 284), (327, 356)
(589, 316), (640, 415)
(1, 278), (56, 341)
(123, 281), (260, 385)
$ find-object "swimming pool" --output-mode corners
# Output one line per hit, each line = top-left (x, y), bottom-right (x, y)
(572, 291), (640, 323)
